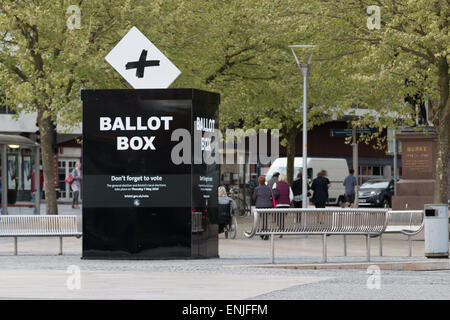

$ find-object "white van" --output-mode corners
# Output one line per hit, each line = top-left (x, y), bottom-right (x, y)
(265, 157), (349, 206)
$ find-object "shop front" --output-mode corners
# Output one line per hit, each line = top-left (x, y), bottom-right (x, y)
(0, 134), (40, 214)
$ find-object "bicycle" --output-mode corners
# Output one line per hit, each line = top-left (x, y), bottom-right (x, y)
(227, 186), (251, 216)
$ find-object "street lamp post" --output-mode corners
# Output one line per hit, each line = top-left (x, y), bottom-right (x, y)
(289, 45), (315, 209)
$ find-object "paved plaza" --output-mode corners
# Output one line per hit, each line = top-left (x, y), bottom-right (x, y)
(0, 205), (449, 300)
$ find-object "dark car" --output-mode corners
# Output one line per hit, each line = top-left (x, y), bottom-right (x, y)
(358, 179), (395, 208)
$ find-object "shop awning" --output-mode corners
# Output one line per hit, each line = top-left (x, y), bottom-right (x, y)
(0, 134), (39, 147)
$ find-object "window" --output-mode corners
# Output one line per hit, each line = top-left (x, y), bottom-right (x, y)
(0, 95), (15, 114)
(359, 165), (385, 184)
(0, 105), (15, 114)
(57, 159), (77, 200)
(372, 166), (383, 176)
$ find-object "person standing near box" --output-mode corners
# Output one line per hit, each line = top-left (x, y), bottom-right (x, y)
(71, 161), (82, 209)
(253, 176), (273, 240)
(272, 174), (293, 236)
(292, 172), (310, 208)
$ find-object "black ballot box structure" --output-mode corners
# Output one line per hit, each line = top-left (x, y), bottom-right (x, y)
(81, 89), (220, 259)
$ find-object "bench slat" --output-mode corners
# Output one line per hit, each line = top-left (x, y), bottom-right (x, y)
(386, 210), (424, 235)
(245, 208), (389, 238)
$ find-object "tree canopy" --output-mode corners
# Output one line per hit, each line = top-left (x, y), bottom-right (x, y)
(297, 0), (449, 202)
(1, 0), (447, 207)
(0, 0), (154, 213)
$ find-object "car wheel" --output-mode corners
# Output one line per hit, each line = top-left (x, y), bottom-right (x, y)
(382, 198), (390, 208)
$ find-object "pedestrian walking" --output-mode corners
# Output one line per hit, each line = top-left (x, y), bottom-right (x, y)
(252, 176), (274, 240)
(310, 170), (330, 208)
(291, 172), (310, 208)
(272, 174), (293, 208)
(252, 176), (273, 208)
(311, 170), (331, 224)
(267, 172), (279, 188)
(248, 174), (258, 192)
(272, 174), (293, 236)
(71, 161), (82, 209)
(343, 168), (358, 208)
(248, 174), (258, 206)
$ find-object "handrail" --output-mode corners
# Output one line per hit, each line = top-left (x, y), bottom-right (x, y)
(244, 210), (260, 238)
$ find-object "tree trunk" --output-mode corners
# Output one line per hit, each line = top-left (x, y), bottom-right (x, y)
(434, 56), (449, 204)
(286, 129), (297, 186)
(37, 110), (58, 215)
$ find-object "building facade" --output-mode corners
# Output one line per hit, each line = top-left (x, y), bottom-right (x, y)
(288, 121), (400, 184)
(0, 108), (82, 203)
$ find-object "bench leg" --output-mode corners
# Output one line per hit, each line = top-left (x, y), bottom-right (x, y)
(322, 234), (327, 263)
(343, 235), (347, 256)
(270, 234), (275, 264)
(14, 237), (17, 256)
(379, 234), (383, 257)
(408, 235), (412, 257)
(366, 235), (371, 262)
(59, 237), (63, 256)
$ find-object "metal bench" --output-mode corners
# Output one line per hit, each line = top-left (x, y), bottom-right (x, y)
(377, 210), (424, 257)
(0, 215), (82, 255)
(244, 208), (388, 263)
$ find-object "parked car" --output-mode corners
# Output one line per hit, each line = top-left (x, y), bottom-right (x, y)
(358, 179), (395, 208)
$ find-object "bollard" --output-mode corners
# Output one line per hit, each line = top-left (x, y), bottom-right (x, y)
(343, 234), (347, 256)
(379, 234), (383, 256)
(270, 234), (275, 264)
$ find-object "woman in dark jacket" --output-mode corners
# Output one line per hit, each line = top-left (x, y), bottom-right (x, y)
(252, 176), (273, 208)
(291, 172), (310, 208)
(252, 176), (273, 240)
(311, 170), (330, 208)
(311, 170), (331, 224)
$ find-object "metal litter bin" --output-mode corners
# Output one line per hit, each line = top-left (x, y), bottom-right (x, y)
(424, 204), (449, 258)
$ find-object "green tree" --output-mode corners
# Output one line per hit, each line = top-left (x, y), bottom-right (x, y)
(0, 1), (154, 214)
(184, 0), (449, 199)
(138, 0), (311, 183)
(143, 0), (354, 184)
(298, 0), (449, 203)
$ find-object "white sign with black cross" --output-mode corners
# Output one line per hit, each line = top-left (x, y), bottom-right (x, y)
(105, 26), (181, 89)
